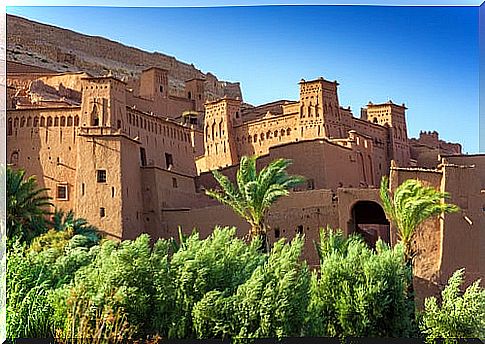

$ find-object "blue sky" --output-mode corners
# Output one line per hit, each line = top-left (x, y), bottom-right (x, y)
(7, 5), (480, 153)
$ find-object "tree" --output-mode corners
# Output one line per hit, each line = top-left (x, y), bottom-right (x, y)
(420, 269), (485, 342)
(49, 209), (101, 243)
(380, 176), (459, 264)
(205, 155), (305, 252)
(6, 166), (52, 242)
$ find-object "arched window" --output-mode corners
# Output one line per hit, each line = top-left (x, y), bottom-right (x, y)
(14, 118), (19, 128)
(47, 117), (53, 127)
(266, 131), (271, 139)
(117, 120), (122, 129)
(287, 128), (292, 136)
(54, 117), (59, 126)
(20, 117), (26, 127)
(248, 135), (252, 143)
(260, 133), (265, 141)
(27, 117), (32, 127)
(211, 122), (215, 139)
(274, 130), (278, 137)
(219, 121), (223, 138)
(60, 116), (66, 126)
(91, 104), (99, 126)
(281, 129), (285, 136)
(74, 116), (79, 126)
(254, 134), (258, 142)
(33, 116), (39, 127)
(40, 117), (45, 127)
(67, 116), (73, 126)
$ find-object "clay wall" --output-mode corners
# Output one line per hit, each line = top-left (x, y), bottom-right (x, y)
(234, 113), (299, 157)
(74, 134), (124, 239)
(162, 189), (340, 265)
(439, 162), (485, 286)
(7, 107), (80, 214)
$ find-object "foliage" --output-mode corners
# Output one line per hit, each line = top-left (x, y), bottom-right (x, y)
(380, 176), (459, 262)
(205, 155), (305, 251)
(6, 166), (52, 242)
(49, 209), (101, 244)
(420, 269), (485, 342)
(7, 242), (53, 338)
(50, 234), (161, 339)
(306, 228), (415, 338)
(168, 226), (265, 339)
(6, 230), (97, 339)
(192, 234), (310, 340)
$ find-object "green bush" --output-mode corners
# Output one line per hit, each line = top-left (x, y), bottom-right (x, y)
(192, 234), (310, 340)
(420, 268), (485, 342)
(50, 234), (165, 340)
(306, 228), (415, 338)
(168, 226), (265, 338)
(7, 229), (98, 339)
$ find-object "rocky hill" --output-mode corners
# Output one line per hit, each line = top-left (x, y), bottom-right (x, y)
(7, 14), (242, 99)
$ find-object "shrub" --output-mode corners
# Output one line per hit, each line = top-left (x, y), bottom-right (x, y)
(168, 226), (265, 338)
(192, 234), (310, 340)
(7, 242), (53, 338)
(7, 230), (98, 339)
(306, 228), (414, 338)
(420, 268), (485, 342)
(50, 234), (162, 340)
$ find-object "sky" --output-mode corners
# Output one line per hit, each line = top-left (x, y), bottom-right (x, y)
(6, 5), (481, 153)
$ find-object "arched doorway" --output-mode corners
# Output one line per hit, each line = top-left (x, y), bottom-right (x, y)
(350, 201), (390, 248)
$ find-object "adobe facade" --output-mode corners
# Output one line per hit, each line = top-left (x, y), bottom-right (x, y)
(7, 62), (483, 300)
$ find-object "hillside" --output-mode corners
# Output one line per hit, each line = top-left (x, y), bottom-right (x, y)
(6, 14), (242, 99)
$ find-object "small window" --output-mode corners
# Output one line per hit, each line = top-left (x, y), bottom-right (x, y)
(307, 179), (315, 190)
(81, 183), (85, 196)
(140, 147), (147, 166)
(111, 187), (115, 198)
(160, 85), (163, 93)
(100, 207), (106, 218)
(57, 184), (68, 200)
(297, 225), (304, 235)
(97, 169), (107, 183)
(274, 228), (280, 239)
(165, 153), (173, 169)
(172, 177), (178, 188)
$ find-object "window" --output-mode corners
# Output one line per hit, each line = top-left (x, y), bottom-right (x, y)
(307, 179), (315, 190)
(81, 183), (85, 196)
(140, 147), (147, 166)
(100, 207), (106, 218)
(160, 85), (163, 93)
(97, 169), (107, 183)
(57, 184), (68, 200)
(165, 153), (173, 169)
(172, 177), (178, 188)
(274, 227), (280, 239)
(297, 225), (304, 235)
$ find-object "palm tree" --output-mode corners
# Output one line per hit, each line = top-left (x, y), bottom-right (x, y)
(205, 155), (305, 252)
(379, 176), (459, 264)
(49, 209), (101, 243)
(6, 166), (52, 241)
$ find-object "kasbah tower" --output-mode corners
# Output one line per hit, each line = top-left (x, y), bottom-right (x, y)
(6, 16), (484, 305)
